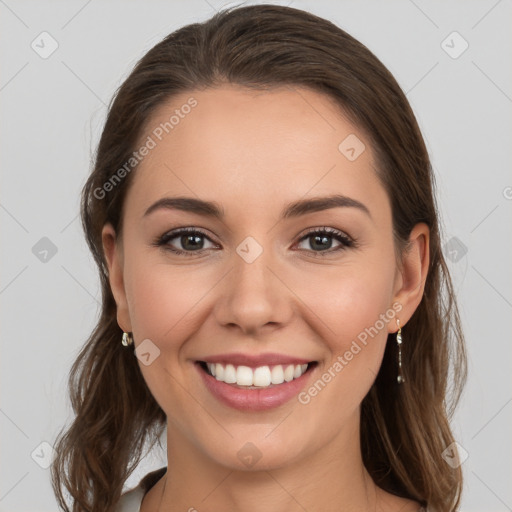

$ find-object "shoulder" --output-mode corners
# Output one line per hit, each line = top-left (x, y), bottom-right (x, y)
(115, 467), (167, 512)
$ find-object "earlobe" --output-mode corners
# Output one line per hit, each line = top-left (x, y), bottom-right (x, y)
(101, 223), (132, 332)
(392, 222), (430, 327)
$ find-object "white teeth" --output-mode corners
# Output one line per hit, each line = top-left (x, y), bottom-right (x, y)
(224, 364), (237, 384)
(253, 366), (271, 387)
(271, 365), (284, 385)
(215, 363), (224, 381)
(284, 365), (295, 382)
(204, 362), (310, 388)
(236, 365), (253, 386)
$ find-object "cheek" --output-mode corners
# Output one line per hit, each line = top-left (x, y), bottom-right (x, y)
(122, 258), (215, 409)
(124, 257), (216, 340)
(297, 263), (395, 350)
(293, 275), (393, 428)
(293, 257), (396, 406)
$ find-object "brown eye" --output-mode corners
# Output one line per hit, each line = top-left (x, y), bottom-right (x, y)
(296, 227), (354, 255)
(157, 228), (217, 256)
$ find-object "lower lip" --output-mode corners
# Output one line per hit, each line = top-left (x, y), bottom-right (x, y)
(196, 363), (315, 411)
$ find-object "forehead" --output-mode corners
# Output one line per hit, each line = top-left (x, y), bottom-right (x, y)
(125, 85), (385, 219)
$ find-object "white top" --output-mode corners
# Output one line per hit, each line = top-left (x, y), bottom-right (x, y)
(114, 467), (429, 512)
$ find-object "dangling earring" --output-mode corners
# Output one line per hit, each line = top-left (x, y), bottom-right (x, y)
(122, 332), (134, 347)
(396, 319), (405, 384)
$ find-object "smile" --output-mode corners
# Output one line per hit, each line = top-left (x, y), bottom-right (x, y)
(202, 362), (309, 388)
(195, 356), (318, 411)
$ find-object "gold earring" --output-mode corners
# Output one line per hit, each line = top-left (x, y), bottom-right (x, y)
(122, 332), (134, 347)
(396, 319), (405, 384)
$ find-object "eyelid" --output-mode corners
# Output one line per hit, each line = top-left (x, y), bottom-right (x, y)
(297, 226), (353, 243)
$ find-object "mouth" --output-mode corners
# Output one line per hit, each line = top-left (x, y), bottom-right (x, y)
(195, 359), (318, 411)
(197, 360), (317, 389)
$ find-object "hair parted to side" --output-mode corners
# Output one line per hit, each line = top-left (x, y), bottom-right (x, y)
(51, 4), (467, 511)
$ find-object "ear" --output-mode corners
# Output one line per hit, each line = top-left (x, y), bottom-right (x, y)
(102, 223), (132, 332)
(391, 222), (430, 330)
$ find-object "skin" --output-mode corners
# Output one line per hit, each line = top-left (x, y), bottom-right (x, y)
(102, 84), (429, 511)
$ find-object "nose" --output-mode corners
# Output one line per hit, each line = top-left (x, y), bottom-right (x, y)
(213, 243), (292, 336)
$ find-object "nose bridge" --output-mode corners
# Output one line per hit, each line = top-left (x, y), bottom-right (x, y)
(215, 235), (289, 332)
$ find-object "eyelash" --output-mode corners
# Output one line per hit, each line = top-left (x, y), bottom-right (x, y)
(153, 226), (356, 258)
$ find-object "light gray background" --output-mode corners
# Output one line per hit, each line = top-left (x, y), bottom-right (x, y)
(1, 1), (511, 510)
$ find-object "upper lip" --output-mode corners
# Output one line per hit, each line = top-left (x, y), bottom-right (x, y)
(198, 352), (314, 368)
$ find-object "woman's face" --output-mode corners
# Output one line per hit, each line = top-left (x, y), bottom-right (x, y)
(103, 84), (420, 470)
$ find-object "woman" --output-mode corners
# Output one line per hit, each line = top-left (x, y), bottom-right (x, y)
(51, 4), (467, 512)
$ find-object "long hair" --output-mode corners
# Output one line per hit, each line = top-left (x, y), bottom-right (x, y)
(51, 4), (467, 511)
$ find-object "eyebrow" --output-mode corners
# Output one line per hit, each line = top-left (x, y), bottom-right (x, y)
(143, 194), (371, 220)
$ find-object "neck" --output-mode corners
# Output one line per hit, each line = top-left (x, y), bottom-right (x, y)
(157, 415), (379, 512)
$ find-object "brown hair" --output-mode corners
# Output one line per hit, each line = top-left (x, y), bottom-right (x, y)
(51, 4), (467, 511)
